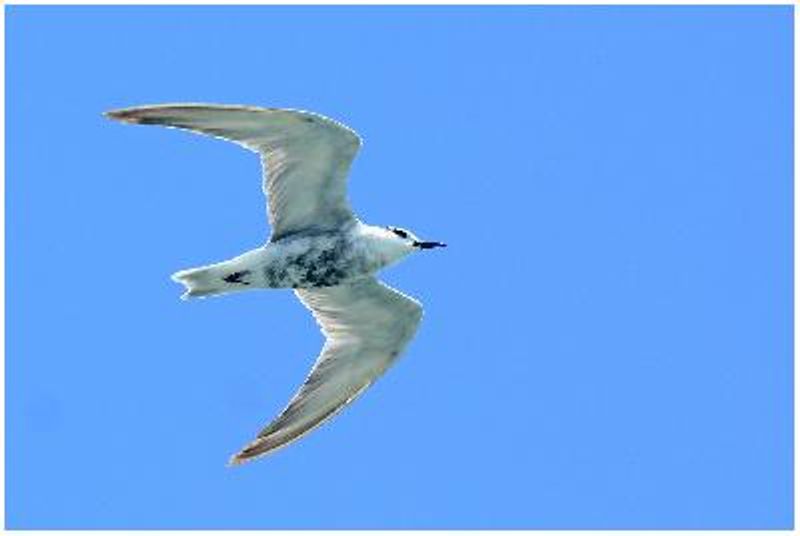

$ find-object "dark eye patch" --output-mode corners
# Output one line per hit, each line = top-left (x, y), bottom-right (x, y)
(391, 228), (408, 239)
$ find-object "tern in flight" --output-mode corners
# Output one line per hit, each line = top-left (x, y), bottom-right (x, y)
(105, 104), (445, 465)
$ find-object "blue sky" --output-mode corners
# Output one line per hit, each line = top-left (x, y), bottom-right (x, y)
(6, 5), (793, 529)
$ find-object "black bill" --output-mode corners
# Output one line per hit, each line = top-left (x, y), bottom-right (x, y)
(414, 241), (447, 249)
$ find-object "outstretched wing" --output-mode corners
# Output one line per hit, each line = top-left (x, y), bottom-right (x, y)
(230, 277), (423, 464)
(105, 104), (362, 240)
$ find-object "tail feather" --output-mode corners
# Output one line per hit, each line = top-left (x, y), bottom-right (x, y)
(172, 265), (230, 300)
(171, 251), (262, 300)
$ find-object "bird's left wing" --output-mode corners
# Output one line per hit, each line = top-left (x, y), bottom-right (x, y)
(230, 277), (423, 465)
(105, 104), (361, 240)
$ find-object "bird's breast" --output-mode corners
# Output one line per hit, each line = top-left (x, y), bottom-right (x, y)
(259, 235), (375, 289)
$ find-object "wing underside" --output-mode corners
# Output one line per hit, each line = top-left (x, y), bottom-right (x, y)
(230, 277), (423, 464)
(105, 103), (362, 240)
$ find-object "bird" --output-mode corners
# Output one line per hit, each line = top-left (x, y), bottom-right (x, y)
(105, 104), (445, 465)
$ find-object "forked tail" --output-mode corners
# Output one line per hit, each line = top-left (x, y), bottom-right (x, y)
(172, 264), (253, 300)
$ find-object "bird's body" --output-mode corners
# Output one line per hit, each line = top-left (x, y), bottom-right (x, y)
(106, 103), (444, 464)
(173, 220), (409, 298)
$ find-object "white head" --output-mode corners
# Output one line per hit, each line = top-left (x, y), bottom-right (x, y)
(384, 226), (446, 252)
(360, 224), (446, 267)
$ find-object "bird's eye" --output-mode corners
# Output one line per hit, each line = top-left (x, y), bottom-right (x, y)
(391, 228), (408, 239)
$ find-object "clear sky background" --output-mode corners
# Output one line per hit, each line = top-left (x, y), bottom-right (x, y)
(7, 5), (793, 529)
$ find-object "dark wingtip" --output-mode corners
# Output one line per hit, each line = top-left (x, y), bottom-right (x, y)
(227, 442), (268, 467)
(227, 454), (248, 467)
(104, 107), (167, 125)
(104, 108), (143, 124)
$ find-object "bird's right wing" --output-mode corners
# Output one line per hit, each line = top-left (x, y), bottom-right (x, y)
(230, 277), (423, 465)
(105, 104), (362, 240)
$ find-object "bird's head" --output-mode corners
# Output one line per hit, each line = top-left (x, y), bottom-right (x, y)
(385, 226), (447, 252)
